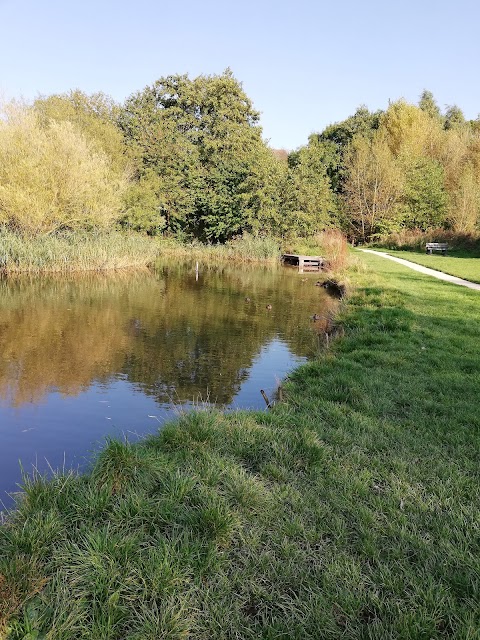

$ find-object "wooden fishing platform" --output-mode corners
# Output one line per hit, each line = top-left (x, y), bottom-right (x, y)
(281, 254), (326, 271)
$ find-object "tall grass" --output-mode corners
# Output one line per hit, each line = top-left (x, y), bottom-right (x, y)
(314, 230), (349, 270)
(0, 229), (357, 275)
(158, 233), (281, 264)
(0, 231), (281, 275)
(283, 230), (350, 271)
(0, 229), (161, 274)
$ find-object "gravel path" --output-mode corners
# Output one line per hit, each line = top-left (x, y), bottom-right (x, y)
(359, 249), (480, 291)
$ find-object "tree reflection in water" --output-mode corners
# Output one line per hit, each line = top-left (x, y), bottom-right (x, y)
(0, 263), (334, 407)
(0, 262), (336, 503)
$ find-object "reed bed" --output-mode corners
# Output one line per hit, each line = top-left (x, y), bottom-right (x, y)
(0, 230), (161, 274)
(158, 234), (281, 264)
(283, 230), (350, 272)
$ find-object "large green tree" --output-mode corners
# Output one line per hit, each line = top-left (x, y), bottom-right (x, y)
(119, 70), (277, 240)
(282, 138), (338, 236)
(314, 106), (382, 195)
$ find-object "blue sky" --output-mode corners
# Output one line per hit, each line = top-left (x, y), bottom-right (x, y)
(1, 0), (479, 149)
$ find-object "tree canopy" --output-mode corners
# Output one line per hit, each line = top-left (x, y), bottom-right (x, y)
(1, 80), (479, 243)
(119, 70), (282, 241)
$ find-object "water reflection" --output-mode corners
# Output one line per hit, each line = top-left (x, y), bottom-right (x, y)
(0, 262), (334, 504)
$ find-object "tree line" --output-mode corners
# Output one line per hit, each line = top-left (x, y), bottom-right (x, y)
(1, 71), (479, 242)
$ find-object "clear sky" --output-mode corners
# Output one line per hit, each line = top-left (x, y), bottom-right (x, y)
(1, 0), (479, 150)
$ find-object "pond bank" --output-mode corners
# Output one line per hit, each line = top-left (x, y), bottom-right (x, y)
(1, 252), (479, 638)
(0, 230), (161, 274)
(0, 231), (282, 275)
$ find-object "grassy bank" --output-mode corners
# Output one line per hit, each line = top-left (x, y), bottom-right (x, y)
(0, 230), (162, 274)
(369, 247), (480, 284)
(0, 231), (282, 274)
(1, 253), (479, 639)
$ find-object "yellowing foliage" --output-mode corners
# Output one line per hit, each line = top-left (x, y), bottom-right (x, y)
(381, 100), (440, 158)
(0, 102), (128, 234)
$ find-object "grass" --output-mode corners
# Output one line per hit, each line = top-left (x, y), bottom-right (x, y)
(0, 231), (282, 274)
(1, 252), (479, 638)
(368, 247), (480, 284)
(158, 233), (282, 264)
(0, 229), (162, 274)
(0, 229), (356, 275)
(283, 230), (351, 272)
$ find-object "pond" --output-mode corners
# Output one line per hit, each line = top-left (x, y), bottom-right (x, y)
(0, 261), (335, 508)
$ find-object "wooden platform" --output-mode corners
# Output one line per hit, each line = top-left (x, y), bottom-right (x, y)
(281, 254), (325, 271)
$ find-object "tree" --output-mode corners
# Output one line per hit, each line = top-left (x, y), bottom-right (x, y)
(281, 138), (337, 236)
(419, 90), (442, 121)
(344, 133), (403, 240)
(0, 102), (126, 234)
(120, 170), (166, 235)
(34, 90), (127, 172)
(319, 106), (382, 151)
(120, 70), (275, 241)
(400, 157), (448, 229)
(119, 82), (200, 234)
(316, 106), (382, 195)
(381, 100), (438, 157)
(444, 105), (466, 130)
(448, 167), (480, 231)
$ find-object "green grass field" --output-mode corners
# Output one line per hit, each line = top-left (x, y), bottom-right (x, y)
(1, 252), (479, 639)
(373, 248), (480, 284)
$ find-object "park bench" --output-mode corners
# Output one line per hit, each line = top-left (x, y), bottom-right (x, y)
(426, 242), (448, 255)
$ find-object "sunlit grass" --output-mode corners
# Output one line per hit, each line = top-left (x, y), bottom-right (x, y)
(371, 247), (480, 283)
(0, 229), (161, 274)
(158, 233), (281, 264)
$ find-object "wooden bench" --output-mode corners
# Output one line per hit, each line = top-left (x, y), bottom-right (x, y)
(426, 242), (448, 255)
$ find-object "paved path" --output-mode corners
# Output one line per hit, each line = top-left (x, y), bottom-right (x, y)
(359, 249), (480, 291)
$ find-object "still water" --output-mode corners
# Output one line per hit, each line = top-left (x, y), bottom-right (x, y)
(0, 262), (334, 506)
